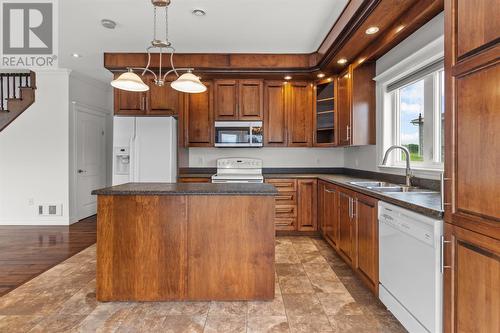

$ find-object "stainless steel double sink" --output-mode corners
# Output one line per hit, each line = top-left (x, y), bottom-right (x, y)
(349, 181), (437, 194)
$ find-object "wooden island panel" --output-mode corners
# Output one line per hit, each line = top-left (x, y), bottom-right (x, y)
(95, 191), (276, 302)
(97, 195), (187, 301)
(187, 196), (275, 300)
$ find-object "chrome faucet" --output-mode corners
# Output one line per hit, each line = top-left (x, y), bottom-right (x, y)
(382, 145), (413, 187)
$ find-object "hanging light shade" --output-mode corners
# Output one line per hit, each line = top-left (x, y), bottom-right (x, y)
(171, 72), (207, 93)
(111, 71), (150, 92)
(110, 1), (204, 94)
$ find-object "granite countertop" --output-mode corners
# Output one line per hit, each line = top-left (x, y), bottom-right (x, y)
(312, 174), (443, 219)
(178, 172), (444, 219)
(92, 182), (278, 196)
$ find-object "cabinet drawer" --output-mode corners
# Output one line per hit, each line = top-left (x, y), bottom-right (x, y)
(266, 179), (297, 192)
(275, 192), (296, 205)
(275, 218), (296, 231)
(275, 205), (296, 218)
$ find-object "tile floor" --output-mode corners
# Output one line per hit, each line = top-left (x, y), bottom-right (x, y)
(0, 236), (406, 332)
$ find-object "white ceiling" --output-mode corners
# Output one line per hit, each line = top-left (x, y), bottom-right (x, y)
(59, 0), (349, 82)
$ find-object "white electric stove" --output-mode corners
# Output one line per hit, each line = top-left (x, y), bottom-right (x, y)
(211, 158), (264, 183)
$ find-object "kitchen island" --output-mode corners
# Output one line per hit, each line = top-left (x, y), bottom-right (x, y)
(92, 182), (277, 302)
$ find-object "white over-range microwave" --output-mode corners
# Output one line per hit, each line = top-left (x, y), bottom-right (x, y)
(214, 121), (263, 147)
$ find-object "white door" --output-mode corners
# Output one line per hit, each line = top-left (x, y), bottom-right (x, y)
(76, 109), (106, 220)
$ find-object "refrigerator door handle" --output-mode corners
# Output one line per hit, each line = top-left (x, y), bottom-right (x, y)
(128, 136), (135, 182)
(134, 134), (140, 182)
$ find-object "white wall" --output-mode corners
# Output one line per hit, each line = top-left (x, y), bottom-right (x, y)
(344, 12), (444, 179)
(0, 70), (71, 225)
(68, 73), (113, 223)
(189, 148), (345, 168)
(0, 70), (112, 225)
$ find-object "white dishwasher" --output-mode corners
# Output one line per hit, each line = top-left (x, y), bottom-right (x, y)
(378, 202), (443, 333)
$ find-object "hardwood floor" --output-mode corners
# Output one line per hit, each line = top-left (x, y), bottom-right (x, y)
(0, 216), (96, 296)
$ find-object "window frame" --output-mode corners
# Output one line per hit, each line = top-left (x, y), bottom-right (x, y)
(384, 66), (444, 170)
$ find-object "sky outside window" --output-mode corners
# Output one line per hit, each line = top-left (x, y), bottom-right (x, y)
(399, 79), (424, 161)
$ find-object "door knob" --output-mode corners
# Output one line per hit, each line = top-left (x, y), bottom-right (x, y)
(78, 169), (86, 174)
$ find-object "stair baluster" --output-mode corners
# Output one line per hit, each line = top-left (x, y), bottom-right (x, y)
(1, 76), (3, 112)
(0, 71), (37, 131)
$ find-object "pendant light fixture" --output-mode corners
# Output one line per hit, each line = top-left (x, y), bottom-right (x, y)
(111, 0), (206, 94)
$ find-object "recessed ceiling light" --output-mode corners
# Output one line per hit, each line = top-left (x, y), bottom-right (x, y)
(395, 25), (405, 33)
(337, 58), (348, 65)
(101, 19), (117, 29)
(284, 75), (292, 80)
(365, 26), (379, 35)
(72, 53), (82, 58)
(192, 9), (206, 16)
(317, 73), (326, 78)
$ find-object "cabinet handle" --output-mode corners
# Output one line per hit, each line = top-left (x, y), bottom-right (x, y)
(325, 189), (336, 193)
(352, 199), (356, 218)
(276, 195), (293, 201)
(346, 125), (351, 142)
(348, 198), (352, 218)
(276, 221), (293, 226)
(274, 183), (293, 188)
(141, 96), (145, 110)
(276, 207), (294, 213)
(440, 236), (452, 273)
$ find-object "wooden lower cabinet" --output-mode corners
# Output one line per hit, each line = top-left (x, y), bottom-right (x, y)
(297, 179), (317, 231)
(266, 178), (317, 232)
(337, 187), (355, 265)
(318, 181), (339, 247)
(266, 178), (298, 231)
(354, 192), (378, 294)
(319, 183), (379, 295)
(443, 223), (500, 333)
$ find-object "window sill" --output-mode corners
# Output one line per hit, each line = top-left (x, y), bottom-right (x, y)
(377, 164), (443, 179)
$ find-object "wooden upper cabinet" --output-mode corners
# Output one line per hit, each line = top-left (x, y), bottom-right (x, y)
(297, 179), (317, 231)
(351, 62), (376, 145)
(337, 68), (351, 146)
(114, 84), (147, 116)
(184, 81), (213, 147)
(455, 64), (500, 228)
(147, 77), (182, 116)
(264, 81), (287, 146)
(443, 223), (500, 333)
(445, 0), (500, 238)
(114, 74), (182, 116)
(314, 78), (337, 147)
(214, 80), (238, 120)
(214, 79), (263, 121)
(239, 80), (264, 120)
(457, 0), (500, 58)
(354, 192), (378, 294)
(336, 63), (376, 146)
(287, 81), (313, 147)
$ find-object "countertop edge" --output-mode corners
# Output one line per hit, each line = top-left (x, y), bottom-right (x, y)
(178, 173), (443, 219)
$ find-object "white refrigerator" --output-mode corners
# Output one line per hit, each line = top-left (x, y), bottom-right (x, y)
(112, 117), (177, 185)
